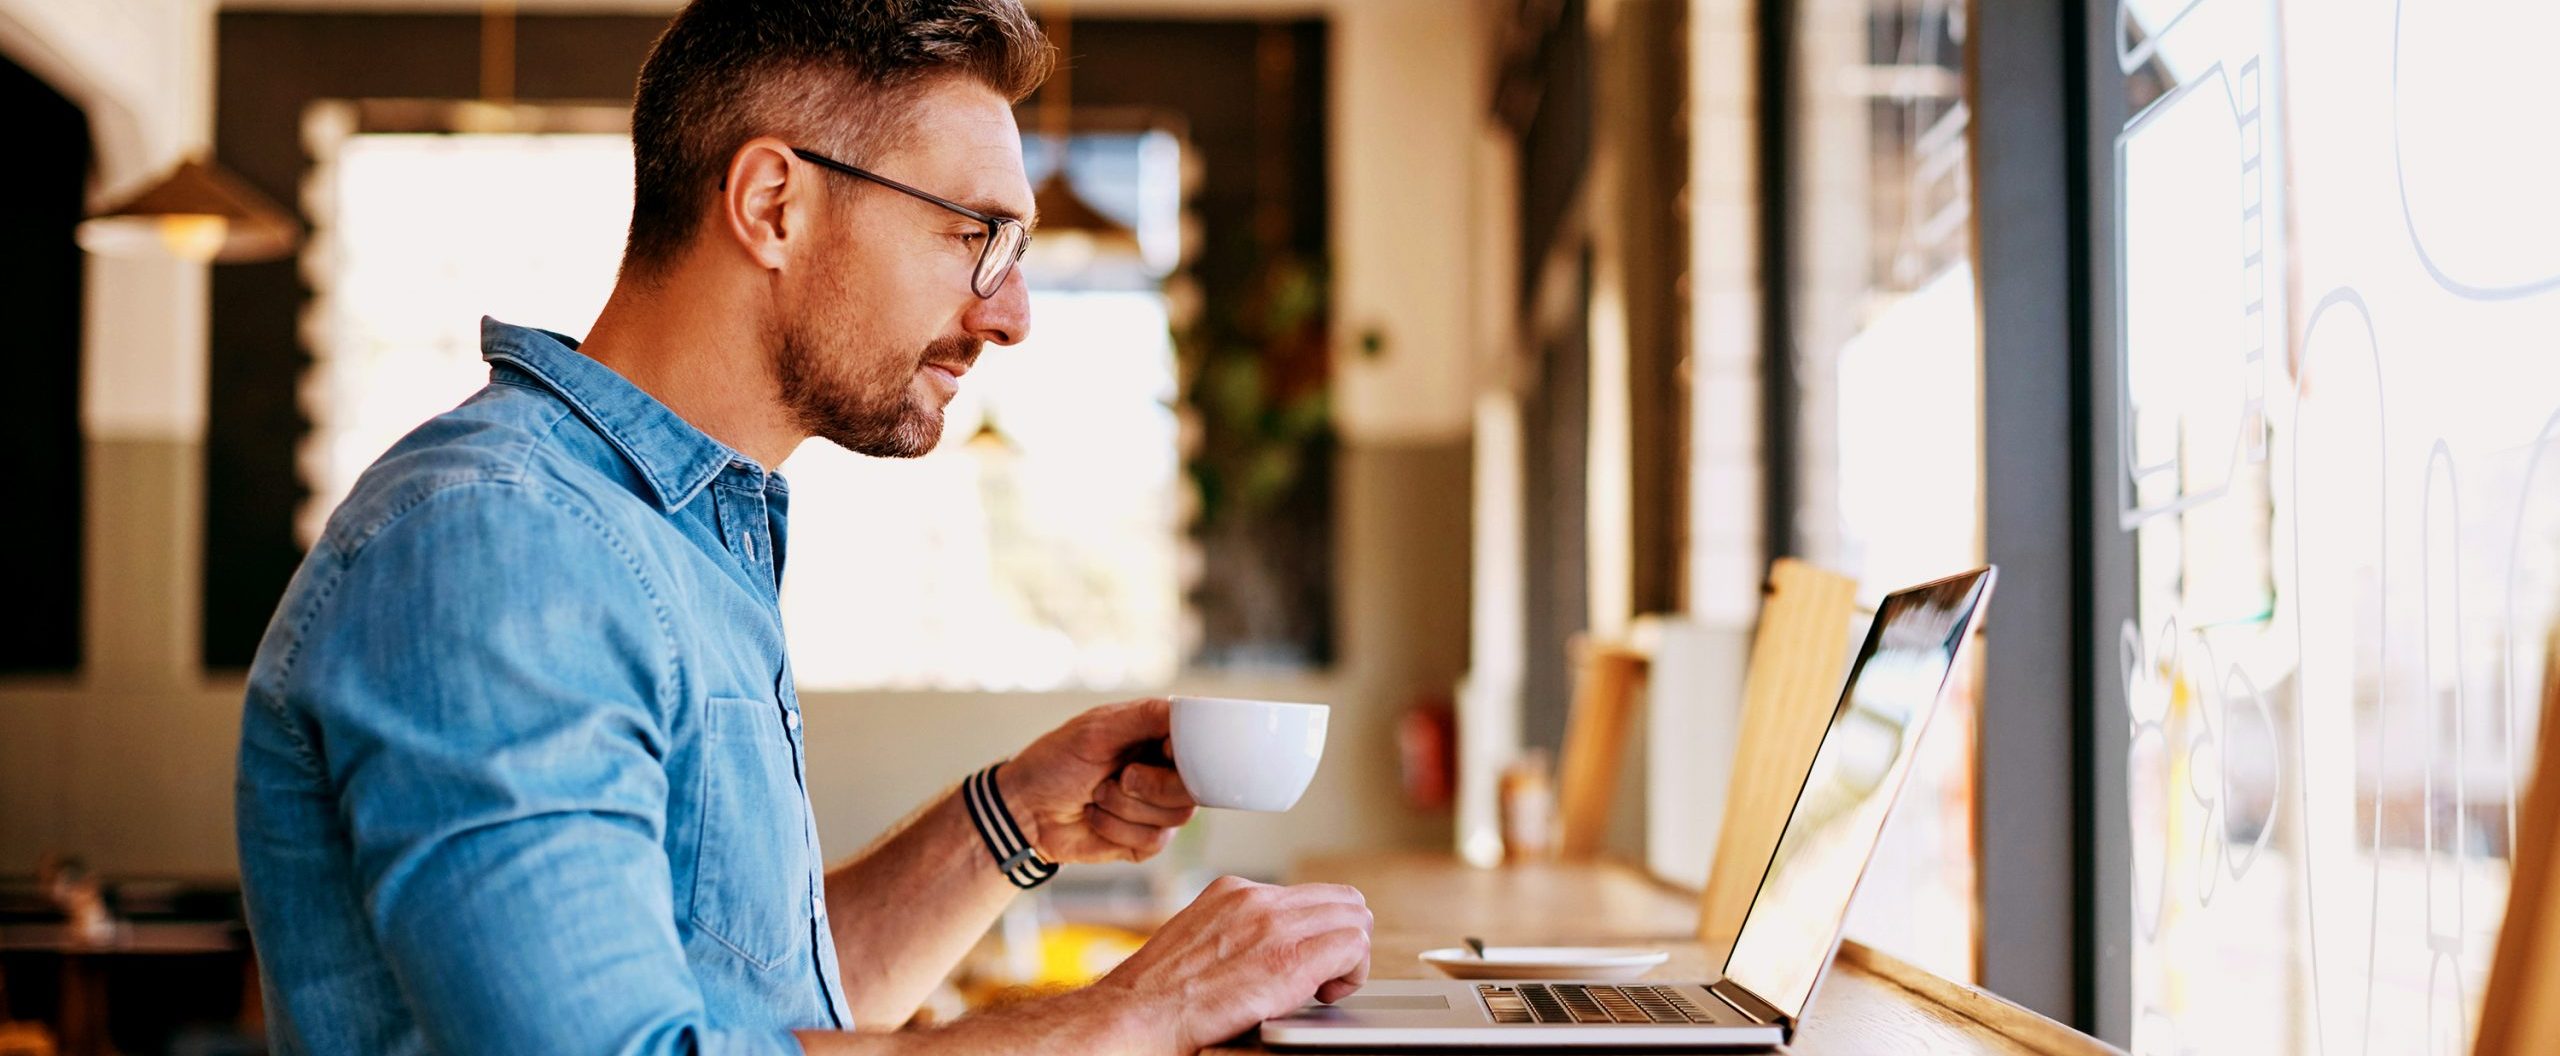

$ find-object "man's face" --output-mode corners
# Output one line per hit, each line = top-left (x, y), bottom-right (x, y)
(774, 78), (1035, 459)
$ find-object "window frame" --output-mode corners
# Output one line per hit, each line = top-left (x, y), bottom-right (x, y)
(1964, 0), (2113, 1036)
(1750, 0), (2125, 1038)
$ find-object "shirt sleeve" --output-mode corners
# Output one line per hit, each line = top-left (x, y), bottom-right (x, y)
(290, 480), (802, 1056)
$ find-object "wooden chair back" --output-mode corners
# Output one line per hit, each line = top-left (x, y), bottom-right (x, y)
(1557, 636), (1650, 859)
(1695, 558), (1859, 947)
(2476, 625), (2560, 1056)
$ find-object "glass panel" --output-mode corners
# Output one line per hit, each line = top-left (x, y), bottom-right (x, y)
(1790, 0), (1983, 985)
(779, 287), (1181, 691)
(304, 124), (1186, 692)
(783, 131), (1186, 690)
(301, 130), (632, 546)
(2110, 1), (2560, 1051)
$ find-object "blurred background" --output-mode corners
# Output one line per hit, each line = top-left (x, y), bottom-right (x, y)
(3, 0), (2558, 1054)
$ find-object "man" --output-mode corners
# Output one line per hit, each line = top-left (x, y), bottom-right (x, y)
(232, 1), (1371, 1052)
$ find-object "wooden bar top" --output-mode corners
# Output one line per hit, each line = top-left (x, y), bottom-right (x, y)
(1204, 852), (2122, 1055)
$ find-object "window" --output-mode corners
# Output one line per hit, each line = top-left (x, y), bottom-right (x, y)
(1786, 0), (1981, 985)
(777, 287), (1181, 691)
(301, 117), (631, 546)
(2108, 0), (2560, 1051)
(779, 130), (1187, 691)
(303, 107), (1187, 692)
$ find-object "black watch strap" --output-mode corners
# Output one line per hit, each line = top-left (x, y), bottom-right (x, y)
(963, 763), (1058, 889)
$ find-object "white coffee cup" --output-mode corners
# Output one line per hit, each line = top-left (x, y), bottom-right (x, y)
(1168, 696), (1329, 812)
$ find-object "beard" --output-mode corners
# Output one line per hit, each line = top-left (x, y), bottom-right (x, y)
(772, 312), (980, 460)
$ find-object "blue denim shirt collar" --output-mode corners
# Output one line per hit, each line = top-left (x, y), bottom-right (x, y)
(478, 316), (743, 512)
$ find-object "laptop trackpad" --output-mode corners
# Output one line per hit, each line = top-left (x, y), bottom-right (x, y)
(1331, 995), (1452, 1011)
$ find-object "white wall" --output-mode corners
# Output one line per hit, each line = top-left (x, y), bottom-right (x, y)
(0, 0), (206, 186)
(0, 0), (218, 440)
(1327, 0), (1485, 445)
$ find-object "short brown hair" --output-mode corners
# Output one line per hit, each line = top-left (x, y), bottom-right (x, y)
(622, 0), (1052, 276)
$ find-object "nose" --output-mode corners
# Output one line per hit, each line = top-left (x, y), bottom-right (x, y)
(963, 266), (1032, 346)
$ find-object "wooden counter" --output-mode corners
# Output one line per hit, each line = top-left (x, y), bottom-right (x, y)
(1204, 852), (2122, 1055)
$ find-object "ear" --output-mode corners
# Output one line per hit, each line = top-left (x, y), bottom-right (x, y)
(718, 136), (811, 272)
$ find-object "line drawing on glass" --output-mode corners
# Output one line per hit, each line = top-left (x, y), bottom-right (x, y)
(2188, 638), (2229, 908)
(2282, 288), (2387, 1056)
(2235, 57), (2267, 464)
(2126, 616), (2176, 724)
(2391, 0), (2560, 301)
(2129, 712), (2170, 941)
(2117, 0), (2210, 76)
(2128, 668), (2172, 1054)
(2125, 616), (2177, 942)
(2115, 60), (2262, 530)
(2427, 950), (2468, 1055)
(2215, 661), (2278, 884)
(2418, 441), (2471, 1055)
(2181, 635), (2279, 909)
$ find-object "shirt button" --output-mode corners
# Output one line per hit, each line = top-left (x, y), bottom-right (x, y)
(811, 890), (826, 919)
(785, 709), (802, 732)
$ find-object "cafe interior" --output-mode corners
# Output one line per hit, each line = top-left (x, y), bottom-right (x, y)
(5, 0), (2560, 1053)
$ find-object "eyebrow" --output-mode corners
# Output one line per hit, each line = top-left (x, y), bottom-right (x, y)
(957, 197), (1036, 228)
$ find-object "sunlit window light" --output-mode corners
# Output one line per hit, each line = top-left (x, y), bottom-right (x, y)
(300, 131), (631, 547)
(302, 126), (1186, 693)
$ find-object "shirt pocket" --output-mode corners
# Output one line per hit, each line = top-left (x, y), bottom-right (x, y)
(690, 696), (811, 972)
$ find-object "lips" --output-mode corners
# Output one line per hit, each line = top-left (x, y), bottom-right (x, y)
(920, 360), (967, 398)
(918, 339), (982, 393)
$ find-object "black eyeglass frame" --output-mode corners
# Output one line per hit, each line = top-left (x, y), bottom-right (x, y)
(789, 146), (1031, 299)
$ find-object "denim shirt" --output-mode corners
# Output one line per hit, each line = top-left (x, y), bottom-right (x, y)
(236, 319), (849, 1054)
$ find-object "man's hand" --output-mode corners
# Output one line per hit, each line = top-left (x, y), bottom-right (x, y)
(1090, 876), (1373, 1053)
(798, 877), (1369, 1054)
(1000, 698), (1198, 864)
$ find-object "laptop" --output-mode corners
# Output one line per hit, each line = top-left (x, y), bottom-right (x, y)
(1259, 566), (1997, 1049)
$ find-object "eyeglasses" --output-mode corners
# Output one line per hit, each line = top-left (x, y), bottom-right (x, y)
(790, 146), (1031, 299)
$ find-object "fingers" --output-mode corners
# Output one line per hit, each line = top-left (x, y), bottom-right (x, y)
(1279, 896), (1372, 1003)
(1302, 923), (1373, 1004)
(1096, 773), (1196, 828)
(1116, 763), (1197, 810)
(1300, 888), (1372, 1003)
(1083, 804), (1178, 860)
(1274, 882), (1368, 911)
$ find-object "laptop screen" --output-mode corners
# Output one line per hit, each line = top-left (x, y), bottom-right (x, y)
(1720, 567), (1994, 1020)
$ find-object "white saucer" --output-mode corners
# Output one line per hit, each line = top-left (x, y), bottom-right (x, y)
(1418, 946), (1672, 981)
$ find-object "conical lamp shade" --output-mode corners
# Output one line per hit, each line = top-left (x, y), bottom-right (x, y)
(78, 159), (300, 264)
(1031, 169), (1139, 251)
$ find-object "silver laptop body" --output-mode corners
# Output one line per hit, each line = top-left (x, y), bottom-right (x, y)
(1260, 567), (1997, 1050)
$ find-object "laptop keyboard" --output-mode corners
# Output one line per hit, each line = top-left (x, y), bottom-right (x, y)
(1474, 984), (1719, 1025)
